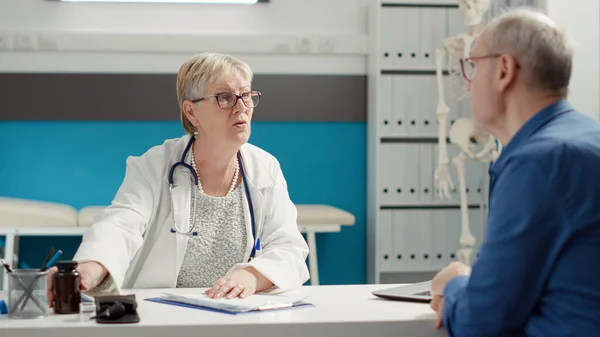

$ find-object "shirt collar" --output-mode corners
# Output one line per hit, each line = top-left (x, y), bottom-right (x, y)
(490, 99), (574, 174)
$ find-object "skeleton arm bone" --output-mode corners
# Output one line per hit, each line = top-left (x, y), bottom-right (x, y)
(434, 47), (455, 199)
(453, 152), (477, 266)
(435, 47), (450, 165)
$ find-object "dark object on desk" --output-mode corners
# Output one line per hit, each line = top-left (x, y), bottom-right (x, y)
(53, 260), (81, 314)
(372, 281), (433, 303)
(94, 294), (140, 324)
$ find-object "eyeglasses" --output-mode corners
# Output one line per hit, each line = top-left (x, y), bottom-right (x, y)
(460, 54), (501, 82)
(190, 91), (261, 109)
(460, 54), (521, 82)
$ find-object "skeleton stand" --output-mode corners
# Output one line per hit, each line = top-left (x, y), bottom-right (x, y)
(434, 0), (502, 266)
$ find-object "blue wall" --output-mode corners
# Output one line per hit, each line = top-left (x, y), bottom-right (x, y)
(0, 121), (366, 285)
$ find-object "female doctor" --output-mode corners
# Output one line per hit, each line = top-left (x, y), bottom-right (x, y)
(46, 52), (310, 304)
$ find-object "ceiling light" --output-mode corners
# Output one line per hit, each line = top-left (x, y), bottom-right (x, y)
(56, 0), (260, 4)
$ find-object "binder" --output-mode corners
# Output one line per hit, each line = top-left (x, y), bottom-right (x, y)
(419, 75), (437, 137)
(145, 291), (313, 315)
(392, 210), (407, 271)
(415, 209), (432, 271)
(431, 210), (447, 271)
(389, 143), (405, 205)
(379, 209), (393, 272)
(405, 144), (420, 203)
(380, 75), (393, 137)
(405, 75), (419, 137)
(418, 144), (434, 203)
(419, 8), (447, 69)
(432, 8), (448, 66)
(445, 209), (461, 264)
(379, 143), (393, 206)
(392, 75), (407, 137)
(416, 75), (428, 136)
(419, 7), (436, 68)
(401, 7), (420, 69)
(380, 7), (396, 70)
(403, 210), (418, 271)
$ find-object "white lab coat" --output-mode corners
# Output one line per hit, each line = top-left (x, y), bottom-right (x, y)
(73, 134), (310, 293)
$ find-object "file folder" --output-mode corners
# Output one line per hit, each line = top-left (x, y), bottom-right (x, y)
(145, 292), (313, 315)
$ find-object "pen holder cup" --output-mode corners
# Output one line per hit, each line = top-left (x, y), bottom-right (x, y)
(7, 269), (50, 319)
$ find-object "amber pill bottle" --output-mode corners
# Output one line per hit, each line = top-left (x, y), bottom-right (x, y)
(53, 260), (81, 314)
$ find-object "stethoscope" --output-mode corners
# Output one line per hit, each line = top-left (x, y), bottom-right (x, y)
(167, 136), (259, 260)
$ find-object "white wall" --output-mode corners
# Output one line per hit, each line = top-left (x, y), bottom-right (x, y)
(547, 0), (600, 120)
(0, 0), (367, 34)
(0, 0), (598, 104)
(0, 0), (370, 74)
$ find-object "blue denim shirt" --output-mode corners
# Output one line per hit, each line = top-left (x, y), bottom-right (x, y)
(443, 100), (600, 336)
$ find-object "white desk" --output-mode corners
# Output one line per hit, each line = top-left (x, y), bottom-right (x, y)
(0, 284), (444, 337)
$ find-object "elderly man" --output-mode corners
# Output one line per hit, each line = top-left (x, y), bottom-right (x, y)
(430, 8), (600, 337)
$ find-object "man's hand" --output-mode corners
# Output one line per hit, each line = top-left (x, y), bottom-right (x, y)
(46, 261), (108, 308)
(431, 261), (472, 295)
(430, 295), (445, 328)
(429, 261), (472, 328)
(206, 267), (273, 299)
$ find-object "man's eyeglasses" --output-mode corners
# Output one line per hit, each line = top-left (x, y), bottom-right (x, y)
(190, 91), (261, 109)
(459, 54), (502, 82)
(460, 54), (522, 82)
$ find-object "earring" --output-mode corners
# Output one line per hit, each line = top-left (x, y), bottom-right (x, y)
(193, 131), (199, 139)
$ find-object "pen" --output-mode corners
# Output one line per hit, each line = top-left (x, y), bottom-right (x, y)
(40, 248), (56, 272)
(42, 249), (63, 271)
(255, 238), (261, 251)
(1, 259), (14, 273)
(81, 293), (95, 303)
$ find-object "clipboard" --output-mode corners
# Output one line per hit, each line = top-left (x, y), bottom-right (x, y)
(144, 294), (314, 315)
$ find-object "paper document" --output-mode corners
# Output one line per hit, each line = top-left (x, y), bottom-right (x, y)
(160, 290), (311, 313)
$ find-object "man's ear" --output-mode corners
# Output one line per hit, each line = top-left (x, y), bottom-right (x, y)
(496, 54), (519, 93)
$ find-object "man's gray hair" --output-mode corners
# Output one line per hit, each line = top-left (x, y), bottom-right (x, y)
(482, 8), (573, 97)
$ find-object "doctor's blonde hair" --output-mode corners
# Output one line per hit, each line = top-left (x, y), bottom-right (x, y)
(176, 52), (254, 135)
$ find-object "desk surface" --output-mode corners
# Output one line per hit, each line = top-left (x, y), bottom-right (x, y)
(0, 284), (445, 337)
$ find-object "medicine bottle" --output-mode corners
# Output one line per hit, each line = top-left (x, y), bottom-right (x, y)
(53, 260), (81, 314)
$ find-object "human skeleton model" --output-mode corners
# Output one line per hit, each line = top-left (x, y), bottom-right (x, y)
(433, 0), (502, 266)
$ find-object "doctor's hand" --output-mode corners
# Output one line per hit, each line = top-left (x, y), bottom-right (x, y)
(205, 267), (273, 299)
(47, 261), (108, 307)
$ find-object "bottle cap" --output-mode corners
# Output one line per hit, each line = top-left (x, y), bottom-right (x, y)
(0, 300), (7, 315)
(56, 260), (78, 271)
